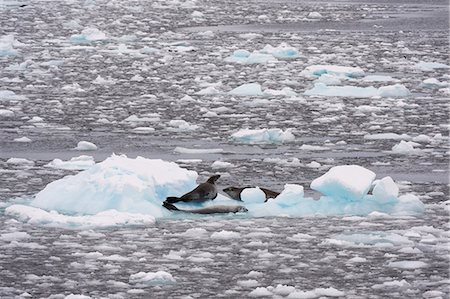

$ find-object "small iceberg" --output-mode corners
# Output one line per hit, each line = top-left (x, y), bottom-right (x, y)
(301, 65), (365, 79)
(229, 83), (264, 96)
(230, 128), (295, 144)
(70, 27), (108, 44)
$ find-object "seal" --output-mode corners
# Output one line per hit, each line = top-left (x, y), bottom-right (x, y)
(223, 186), (279, 202)
(163, 202), (248, 214)
(165, 174), (220, 204)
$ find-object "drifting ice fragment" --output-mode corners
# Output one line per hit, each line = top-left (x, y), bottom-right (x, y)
(229, 83), (264, 96)
(301, 65), (365, 78)
(230, 128), (295, 144)
(74, 141), (98, 151)
(311, 165), (376, 201)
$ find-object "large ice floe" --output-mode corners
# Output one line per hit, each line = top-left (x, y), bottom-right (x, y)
(4, 156), (424, 228)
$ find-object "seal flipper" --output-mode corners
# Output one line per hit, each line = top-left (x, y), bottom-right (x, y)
(165, 196), (181, 203)
(163, 201), (180, 211)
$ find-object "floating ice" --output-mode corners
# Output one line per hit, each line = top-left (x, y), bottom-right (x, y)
(0, 35), (20, 57)
(364, 133), (411, 140)
(211, 230), (241, 239)
(30, 154), (197, 217)
(230, 128), (294, 144)
(0, 90), (26, 101)
(229, 83), (264, 96)
(311, 165), (376, 201)
(308, 11), (323, 19)
(224, 50), (276, 64)
(74, 141), (98, 151)
(392, 140), (422, 154)
(301, 65), (365, 78)
(414, 61), (450, 71)
(5, 205), (155, 228)
(70, 27), (107, 43)
(0, 109), (14, 117)
(129, 271), (175, 285)
(46, 155), (95, 170)
(168, 119), (199, 131)
(305, 83), (410, 98)
(211, 161), (234, 169)
(5, 155), (424, 227)
(372, 177), (399, 203)
(6, 158), (34, 166)
(260, 43), (300, 59)
(387, 261), (427, 269)
(377, 84), (411, 98)
(13, 137), (32, 143)
(361, 75), (399, 82)
(174, 147), (224, 154)
(421, 78), (449, 88)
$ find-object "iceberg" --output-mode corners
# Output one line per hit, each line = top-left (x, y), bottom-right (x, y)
(30, 154), (198, 217)
(45, 156), (95, 170)
(311, 165), (376, 201)
(70, 27), (107, 44)
(301, 65), (365, 78)
(260, 43), (300, 59)
(0, 35), (19, 57)
(230, 128), (295, 144)
(229, 83), (264, 96)
(3, 156), (424, 228)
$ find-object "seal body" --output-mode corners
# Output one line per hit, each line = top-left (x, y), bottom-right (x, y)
(223, 186), (279, 202)
(165, 175), (220, 204)
(163, 202), (248, 214)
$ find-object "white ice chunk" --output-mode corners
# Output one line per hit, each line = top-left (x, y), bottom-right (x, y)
(260, 43), (300, 59)
(46, 155), (95, 170)
(229, 83), (264, 96)
(174, 147), (223, 154)
(414, 61), (450, 71)
(6, 158), (34, 166)
(5, 205), (155, 228)
(305, 83), (410, 98)
(0, 109), (14, 117)
(211, 161), (234, 169)
(387, 260), (427, 269)
(377, 84), (410, 98)
(308, 11), (323, 19)
(392, 140), (422, 154)
(74, 141), (98, 151)
(311, 165), (376, 201)
(230, 128), (294, 144)
(0, 35), (20, 57)
(211, 230), (241, 239)
(30, 154), (197, 217)
(301, 65), (365, 78)
(70, 27), (107, 43)
(372, 177), (399, 203)
(129, 271), (175, 285)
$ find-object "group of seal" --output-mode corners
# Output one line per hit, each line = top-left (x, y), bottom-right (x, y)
(163, 174), (279, 215)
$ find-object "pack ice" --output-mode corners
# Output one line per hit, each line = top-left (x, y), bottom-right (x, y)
(5, 156), (424, 227)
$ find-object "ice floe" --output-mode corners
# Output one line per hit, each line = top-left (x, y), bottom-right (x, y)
(45, 156), (95, 170)
(4, 156), (425, 227)
(129, 271), (175, 285)
(70, 27), (108, 44)
(74, 141), (98, 151)
(304, 83), (410, 98)
(301, 65), (365, 78)
(230, 128), (295, 144)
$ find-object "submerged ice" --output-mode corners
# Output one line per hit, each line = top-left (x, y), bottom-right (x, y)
(5, 155), (425, 227)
